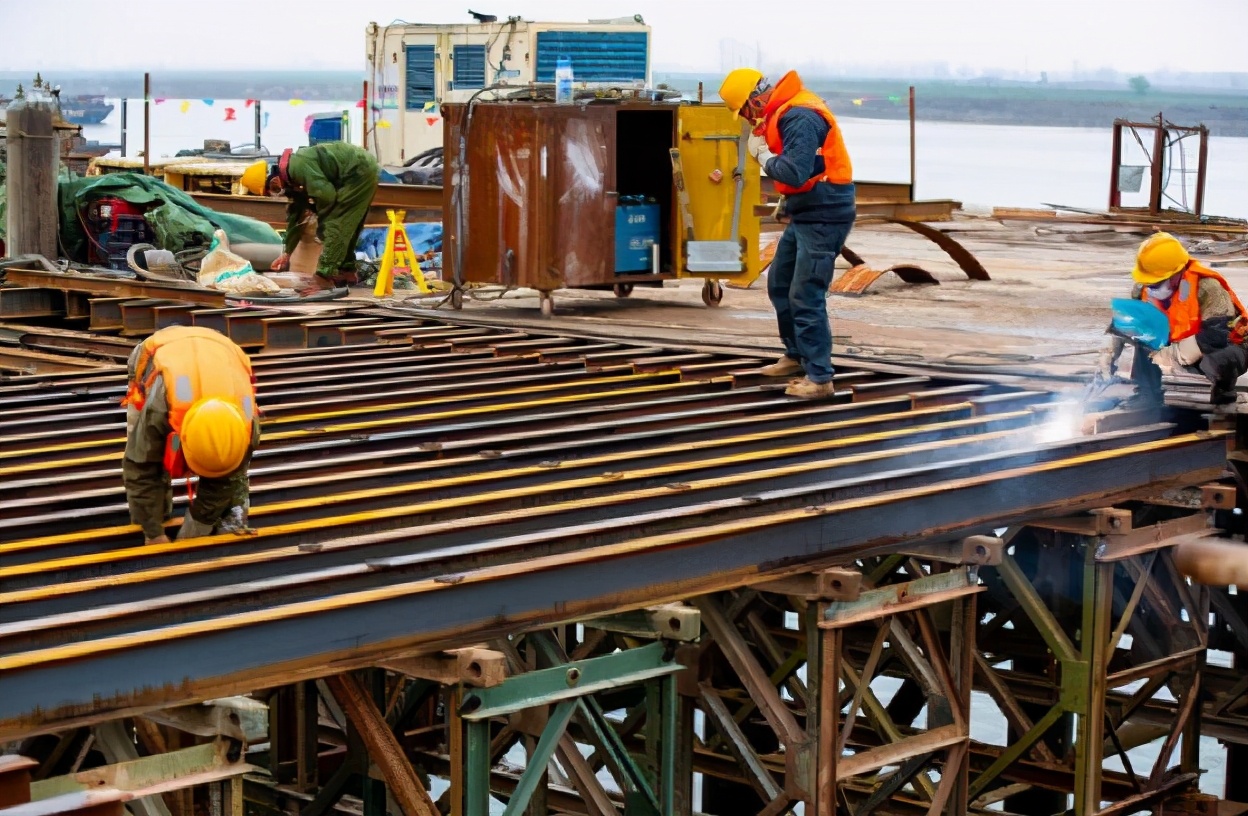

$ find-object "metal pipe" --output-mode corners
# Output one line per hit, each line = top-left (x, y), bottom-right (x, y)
(120, 98), (127, 157)
(908, 85), (916, 201)
(1174, 536), (1248, 587)
(142, 72), (150, 176)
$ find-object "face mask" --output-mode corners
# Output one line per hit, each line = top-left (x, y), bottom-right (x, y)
(1148, 279), (1177, 300)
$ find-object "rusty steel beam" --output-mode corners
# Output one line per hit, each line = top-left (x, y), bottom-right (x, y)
(322, 674), (438, 816)
(0, 270), (226, 308)
(189, 183), (442, 229)
(0, 426), (1227, 739)
(0, 347), (109, 375)
(1174, 535), (1248, 587)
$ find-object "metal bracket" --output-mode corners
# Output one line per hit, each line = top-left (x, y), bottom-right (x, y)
(381, 647), (506, 688)
(749, 567), (863, 601)
(582, 603), (702, 641)
(142, 696), (268, 743)
(457, 641), (684, 720)
(820, 569), (982, 629)
(901, 535), (1004, 566)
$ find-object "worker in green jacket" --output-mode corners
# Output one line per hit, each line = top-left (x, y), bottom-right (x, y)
(268, 142), (379, 295)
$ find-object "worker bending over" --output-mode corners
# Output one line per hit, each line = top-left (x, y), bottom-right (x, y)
(269, 142), (380, 296)
(1097, 232), (1248, 406)
(122, 326), (261, 544)
(719, 67), (856, 399)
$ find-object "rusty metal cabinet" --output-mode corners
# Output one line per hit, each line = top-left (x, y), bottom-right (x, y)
(442, 100), (680, 296)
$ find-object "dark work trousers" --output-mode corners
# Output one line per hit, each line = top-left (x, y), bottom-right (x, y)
(767, 220), (854, 384)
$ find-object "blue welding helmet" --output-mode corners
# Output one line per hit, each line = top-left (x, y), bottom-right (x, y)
(1109, 298), (1170, 351)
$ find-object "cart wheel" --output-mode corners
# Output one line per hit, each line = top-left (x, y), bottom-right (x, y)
(614, 283), (634, 298)
(701, 279), (724, 307)
(450, 288), (463, 310)
(540, 292), (554, 317)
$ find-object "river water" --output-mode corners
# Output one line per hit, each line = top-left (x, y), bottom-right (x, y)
(84, 98), (1248, 220)
(83, 98), (1237, 802)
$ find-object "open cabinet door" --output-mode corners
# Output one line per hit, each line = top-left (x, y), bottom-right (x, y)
(543, 106), (615, 289)
(674, 104), (764, 289)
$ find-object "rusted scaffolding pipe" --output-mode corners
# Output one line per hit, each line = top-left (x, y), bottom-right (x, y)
(1174, 536), (1248, 587)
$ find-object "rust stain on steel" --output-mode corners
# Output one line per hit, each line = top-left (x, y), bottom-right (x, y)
(190, 184), (442, 229)
(443, 101), (675, 291)
(829, 264), (941, 297)
(857, 216), (992, 281)
(1, 268), (227, 307)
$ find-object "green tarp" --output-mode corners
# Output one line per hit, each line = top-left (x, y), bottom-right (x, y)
(57, 172), (281, 262)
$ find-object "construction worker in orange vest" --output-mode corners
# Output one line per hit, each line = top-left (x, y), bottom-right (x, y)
(1097, 232), (1248, 406)
(122, 326), (261, 544)
(719, 68), (856, 399)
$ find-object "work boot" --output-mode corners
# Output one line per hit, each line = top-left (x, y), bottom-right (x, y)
(294, 273), (338, 298)
(785, 377), (835, 399)
(759, 355), (803, 377)
(1211, 386), (1239, 406)
(334, 268), (360, 287)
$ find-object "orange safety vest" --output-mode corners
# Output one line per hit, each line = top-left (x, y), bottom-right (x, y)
(122, 326), (256, 477)
(1140, 262), (1248, 344)
(761, 71), (853, 194)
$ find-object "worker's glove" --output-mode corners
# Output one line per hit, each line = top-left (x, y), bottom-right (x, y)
(772, 195), (790, 225)
(747, 133), (774, 167)
(217, 504), (252, 535)
(176, 510), (216, 541)
(1151, 337), (1203, 375)
(1093, 347), (1116, 385)
(1150, 343), (1180, 375)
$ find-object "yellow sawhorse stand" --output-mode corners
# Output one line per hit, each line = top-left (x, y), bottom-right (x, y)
(373, 209), (433, 297)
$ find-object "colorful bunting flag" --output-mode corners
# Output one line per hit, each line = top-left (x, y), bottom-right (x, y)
(202, 98), (214, 106)
(179, 100), (190, 113)
(289, 99), (305, 106)
(224, 107), (237, 121)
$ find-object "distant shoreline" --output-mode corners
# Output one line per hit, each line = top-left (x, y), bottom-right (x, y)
(828, 99), (1248, 138)
(3, 70), (1245, 138)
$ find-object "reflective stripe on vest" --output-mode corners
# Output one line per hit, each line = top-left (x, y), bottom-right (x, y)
(1140, 262), (1248, 343)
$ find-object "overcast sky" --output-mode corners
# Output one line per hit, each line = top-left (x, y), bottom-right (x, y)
(2, 0), (1246, 76)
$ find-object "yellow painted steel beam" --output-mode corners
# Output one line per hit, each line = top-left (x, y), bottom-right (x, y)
(0, 373), (711, 472)
(1, 423), (1036, 613)
(0, 431), (1229, 674)
(0, 416), (1036, 600)
(0, 404), (1014, 567)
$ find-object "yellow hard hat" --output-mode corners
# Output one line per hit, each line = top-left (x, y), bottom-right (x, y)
(1132, 232), (1191, 285)
(719, 68), (764, 120)
(240, 160), (268, 196)
(180, 397), (251, 478)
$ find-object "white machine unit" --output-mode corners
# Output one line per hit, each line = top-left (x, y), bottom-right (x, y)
(364, 15), (653, 170)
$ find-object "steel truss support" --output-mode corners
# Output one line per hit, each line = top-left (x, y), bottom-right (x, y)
(695, 545), (988, 816)
(972, 511), (1216, 815)
(9, 522), (1248, 816)
(445, 626), (694, 816)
